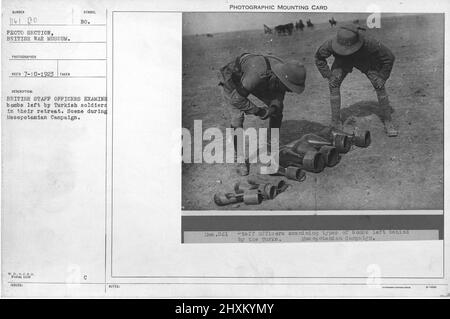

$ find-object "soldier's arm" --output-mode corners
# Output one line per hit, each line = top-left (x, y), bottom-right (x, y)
(269, 98), (282, 109)
(372, 40), (395, 80)
(315, 40), (333, 79)
(229, 89), (259, 114)
(229, 73), (261, 114)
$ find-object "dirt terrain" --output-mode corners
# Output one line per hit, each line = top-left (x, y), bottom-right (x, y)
(182, 14), (444, 211)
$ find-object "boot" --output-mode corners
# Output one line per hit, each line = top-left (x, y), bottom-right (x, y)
(269, 110), (283, 130)
(237, 159), (250, 176)
(330, 88), (342, 130)
(376, 88), (398, 137)
(383, 121), (398, 137)
(231, 125), (250, 176)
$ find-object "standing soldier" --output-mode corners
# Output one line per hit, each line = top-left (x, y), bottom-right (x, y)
(315, 24), (397, 136)
(218, 53), (306, 175)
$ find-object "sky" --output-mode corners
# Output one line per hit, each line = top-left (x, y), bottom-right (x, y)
(182, 12), (404, 35)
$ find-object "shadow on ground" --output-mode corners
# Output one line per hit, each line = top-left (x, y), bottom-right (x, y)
(279, 100), (384, 145)
(340, 100), (388, 123)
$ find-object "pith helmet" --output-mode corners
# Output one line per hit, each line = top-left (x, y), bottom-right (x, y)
(332, 24), (364, 55)
(272, 61), (306, 94)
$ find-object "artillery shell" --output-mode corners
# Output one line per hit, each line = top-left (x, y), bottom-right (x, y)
(243, 190), (262, 205)
(247, 176), (270, 186)
(258, 183), (277, 200)
(284, 166), (303, 181)
(233, 181), (258, 194)
(302, 151), (325, 173)
(214, 192), (242, 206)
(319, 145), (340, 167)
(276, 180), (289, 193)
(353, 130), (371, 148)
(333, 134), (351, 153)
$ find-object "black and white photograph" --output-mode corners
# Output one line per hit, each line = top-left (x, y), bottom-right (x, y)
(182, 12), (444, 211)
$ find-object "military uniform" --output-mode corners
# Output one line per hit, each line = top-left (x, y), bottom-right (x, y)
(315, 36), (395, 89)
(315, 33), (396, 134)
(218, 53), (306, 175)
(219, 53), (287, 129)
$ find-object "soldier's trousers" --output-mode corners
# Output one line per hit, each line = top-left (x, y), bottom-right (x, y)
(328, 66), (392, 122)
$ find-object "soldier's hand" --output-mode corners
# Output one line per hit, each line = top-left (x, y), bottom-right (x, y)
(259, 106), (278, 120)
(255, 107), (269, 119)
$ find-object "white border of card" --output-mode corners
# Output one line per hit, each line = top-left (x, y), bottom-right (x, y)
(1, 0), (449, 297)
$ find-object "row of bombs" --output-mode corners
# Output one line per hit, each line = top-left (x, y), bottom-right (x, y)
(214, 177), (289, 206)
(213, 127), (371, 206)
(277, 126), (372, 177)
